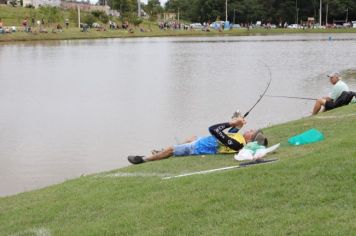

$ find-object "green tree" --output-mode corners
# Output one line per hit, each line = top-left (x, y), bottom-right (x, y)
(107, 0), (137, 14)
(83, 14), (96, 27)
(327, 0), (356, 23)
(161, 0), (356, 25)
(91, 10), (109, 24)
(144, 0), (163, 20)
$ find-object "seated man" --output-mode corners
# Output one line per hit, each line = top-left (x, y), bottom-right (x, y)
(312, 72), (355, 115)
(128, 117), (268, 164)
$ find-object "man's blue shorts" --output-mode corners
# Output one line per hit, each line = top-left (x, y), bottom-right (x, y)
(173, 139), (199, 156)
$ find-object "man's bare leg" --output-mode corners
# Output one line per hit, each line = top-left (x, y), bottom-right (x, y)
(147, 136), (197, 161)
(312, 98), (326, 115)
(144, 146), (174, 162)
(130, 136), (197, 164)
(151, 136), (197, 155)
(182, 136), (197, 143)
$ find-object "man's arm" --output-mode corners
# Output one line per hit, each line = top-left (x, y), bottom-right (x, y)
(208, 118), (245, 151)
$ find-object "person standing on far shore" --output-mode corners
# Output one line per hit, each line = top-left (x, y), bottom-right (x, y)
(65, 19), (69, 29)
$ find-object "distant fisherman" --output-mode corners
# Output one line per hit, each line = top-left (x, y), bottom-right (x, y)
(312, 72), (356, 115)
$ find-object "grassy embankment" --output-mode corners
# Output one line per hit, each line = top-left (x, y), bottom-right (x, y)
(1, 5), (356, 43)
(0, 105), (355, 235)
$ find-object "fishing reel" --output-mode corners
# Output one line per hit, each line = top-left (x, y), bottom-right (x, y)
(229, 110), (242, 133)
(231, 110), (242, 119)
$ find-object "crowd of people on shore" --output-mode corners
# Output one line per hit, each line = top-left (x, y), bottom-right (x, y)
(1, 16), (355, 36)
(158, 21), (190, 30)
(0, 17), (54, 34)
(0, 16), (151, 34)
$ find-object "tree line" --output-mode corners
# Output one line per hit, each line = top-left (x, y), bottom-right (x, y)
(105, 0), (355, 25)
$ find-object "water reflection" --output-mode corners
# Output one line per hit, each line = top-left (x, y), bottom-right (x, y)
(0, 34), (356, 196)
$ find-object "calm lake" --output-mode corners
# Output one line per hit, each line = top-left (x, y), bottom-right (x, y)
(1, 34), (356, 196)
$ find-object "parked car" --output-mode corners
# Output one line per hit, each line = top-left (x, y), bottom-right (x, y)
(190, 23), (203, 29)
(210, 21), (224, 29)
(312, 23), (326, 29)
(231, 24), (241, 29)
(287, 24), (301, 29)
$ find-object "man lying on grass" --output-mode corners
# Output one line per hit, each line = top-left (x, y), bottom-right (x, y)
(128, 117), (268, 164)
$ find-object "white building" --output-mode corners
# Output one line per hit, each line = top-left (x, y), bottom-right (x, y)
(23, 0), (60, 8)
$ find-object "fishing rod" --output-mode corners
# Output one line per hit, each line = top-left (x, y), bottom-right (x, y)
(243, 63), (273, 118)
(265, 95), (317, 101)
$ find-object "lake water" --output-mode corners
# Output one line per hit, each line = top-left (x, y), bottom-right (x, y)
(1, 34), (356, 196)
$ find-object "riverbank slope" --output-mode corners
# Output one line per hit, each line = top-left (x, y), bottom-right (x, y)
(2, 27), (356, 43)
(0, 105), (355, 235)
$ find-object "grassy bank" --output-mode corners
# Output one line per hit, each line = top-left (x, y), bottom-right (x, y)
(2, 26), (356, 43)
(0, 105), (355, 235)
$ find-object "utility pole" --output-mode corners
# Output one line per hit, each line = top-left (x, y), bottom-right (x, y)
(77, 5), (80, 29)
(345, 8), (349, 23)
(295, 0), (298, 24)
(178, 7), (180, 24)
(325, 3), (328, 26)
(319, 0), (322, 26)
(233, 9), (236, 24)
(225, 0), (228, 22)
(137, 0), (141, 18)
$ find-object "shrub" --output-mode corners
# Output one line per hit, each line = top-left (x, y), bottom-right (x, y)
(83, 14), (95, 27)
(91, 10), (109, 24)
(131, 17), (142, 26)
(100, 14), (109, 24)
(91, 10), (104, 18)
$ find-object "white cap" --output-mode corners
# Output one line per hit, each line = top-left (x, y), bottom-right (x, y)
(327, 72), (340, 78)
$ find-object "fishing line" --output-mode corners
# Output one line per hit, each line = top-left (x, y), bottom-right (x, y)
(265, 95), (317, 101)
(243, 63), (273, 118)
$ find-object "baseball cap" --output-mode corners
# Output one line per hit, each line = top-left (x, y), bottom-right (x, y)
(252, 130), (268, 147)
(327, 71), (340, 78)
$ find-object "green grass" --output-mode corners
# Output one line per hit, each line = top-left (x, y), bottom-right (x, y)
(0, 105), (356, 235)
(0, 5), (33, 25)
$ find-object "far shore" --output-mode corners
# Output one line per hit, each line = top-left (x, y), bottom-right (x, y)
(1, 27), (356, 43)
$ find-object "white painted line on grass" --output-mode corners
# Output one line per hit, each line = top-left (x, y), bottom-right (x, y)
(12, 227), (51, 236)
(162, 165), (240, 180)
(100, 172), (172, 178)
